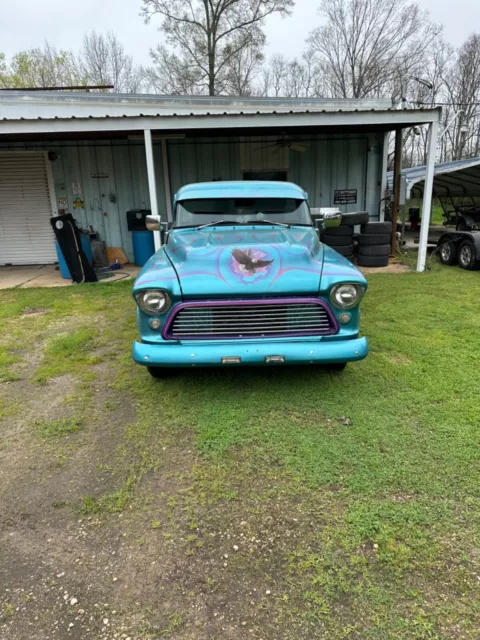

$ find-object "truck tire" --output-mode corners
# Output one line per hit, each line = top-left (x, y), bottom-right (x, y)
(358, 233), (391, 246)
(323, 235), (354, 247)
(322, 225), (354, 237)
(147, 367), (175, 378)
(458, 239), (478, 270)
(438, 237), (458, 265)
(358, 244), (391, 257)
(360, 221), (392, 234)
(341, 211), (369, 226)
(333, 244), (354, 257)
(357, 255), (389, 267)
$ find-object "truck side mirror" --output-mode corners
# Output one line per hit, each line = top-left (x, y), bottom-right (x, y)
(146, 215), (161, 231)
(314, 218), (324, 235)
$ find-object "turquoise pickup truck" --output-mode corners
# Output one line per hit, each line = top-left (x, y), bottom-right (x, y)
(132, 181), (368, 376)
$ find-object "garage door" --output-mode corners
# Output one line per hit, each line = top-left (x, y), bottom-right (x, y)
(0, 152), (57, 265)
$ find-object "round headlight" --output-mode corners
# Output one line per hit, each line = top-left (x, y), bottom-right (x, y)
(135, 289), (171, 315)
(330, 284), (364, 309)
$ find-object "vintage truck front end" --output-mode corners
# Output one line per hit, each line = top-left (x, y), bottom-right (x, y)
(132, 181), (368, 375)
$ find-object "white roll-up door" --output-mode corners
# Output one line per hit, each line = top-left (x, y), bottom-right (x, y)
(0, 152), (57, 265)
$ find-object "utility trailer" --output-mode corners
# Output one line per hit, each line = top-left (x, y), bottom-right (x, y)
(437, 230), (480, 270)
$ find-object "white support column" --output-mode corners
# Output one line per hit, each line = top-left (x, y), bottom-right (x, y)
(161, 139), (173, 222)
(416, 120), (439, 272)
(379, 131), (390, 221)
(144, 129), (161, 250)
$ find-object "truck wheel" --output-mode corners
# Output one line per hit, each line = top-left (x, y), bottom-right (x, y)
(357, 255), (389, 267)
(328, 362), (347, 371)
(358, 244), (391, 257)
(456, 219), (468, 231)
(360, 221), (392, 234)
(333, 243), (354, 256)
(147, 366), (175, 378)
(458, 240), (477, 270)
(358, 233), (391, 246)
(438, 238), (458, 265)
(341, 211), (369, 226)
(322, 225), (354, 237)
(323, 234), (353, 246)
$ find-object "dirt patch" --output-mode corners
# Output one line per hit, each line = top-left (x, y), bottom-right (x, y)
(20, 308), (50, 318)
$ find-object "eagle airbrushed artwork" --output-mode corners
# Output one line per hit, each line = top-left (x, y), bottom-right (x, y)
(231, 248), (274, 278)
(132, 181), (368, 377)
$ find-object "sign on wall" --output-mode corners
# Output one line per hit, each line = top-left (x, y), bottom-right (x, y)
(334, 189), (357, 205)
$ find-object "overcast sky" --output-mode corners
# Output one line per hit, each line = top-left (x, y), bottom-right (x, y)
(1, 0), (479, 67)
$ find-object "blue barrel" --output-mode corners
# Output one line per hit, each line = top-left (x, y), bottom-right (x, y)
(56, 233), (93, 279)
(132, 230), (155, 267)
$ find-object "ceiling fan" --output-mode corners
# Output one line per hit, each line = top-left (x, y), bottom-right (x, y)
(255, 136), (310, 153)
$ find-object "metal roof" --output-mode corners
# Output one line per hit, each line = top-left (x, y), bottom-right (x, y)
(387, 156), (480, 198)
(0, 91), (441, 136)
(0, 92), (395, 120)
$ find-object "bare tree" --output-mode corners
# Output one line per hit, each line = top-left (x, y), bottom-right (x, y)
(224, 43), (264, 96)
(308, 0), (440, 99)
(4, 42), (82, 88)
(442, 34), (480, 161)
(144, 45), (206, 94)
(255, 53), (325, 97)
(141, 0), (294, 96)
(80, 31), (145, 93)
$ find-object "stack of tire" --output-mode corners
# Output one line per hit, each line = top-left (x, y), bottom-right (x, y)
(321, 211), (369, 264)
(357, 221), (392, 268)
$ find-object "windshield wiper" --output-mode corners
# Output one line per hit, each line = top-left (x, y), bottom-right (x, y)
(245, 219), (291, 228)
(197, 220), (236, 230)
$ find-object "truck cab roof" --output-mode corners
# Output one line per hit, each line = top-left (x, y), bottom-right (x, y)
(175, 181), (308, 202)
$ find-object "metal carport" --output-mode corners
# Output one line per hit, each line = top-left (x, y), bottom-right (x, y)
(0, 92), (441, 271)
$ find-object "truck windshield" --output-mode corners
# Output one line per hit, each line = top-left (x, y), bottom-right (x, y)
(174, 198), (312, 228)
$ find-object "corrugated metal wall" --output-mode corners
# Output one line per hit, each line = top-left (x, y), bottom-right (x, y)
(0, 132), (384, 262)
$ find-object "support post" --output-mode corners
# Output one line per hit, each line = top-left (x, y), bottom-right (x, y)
(161, 139), (173, 223)
(391, 129), (402, 252)
(144, 129), (161, 250)
(379, 131), (389, 222)
(417, 120), (439, 272)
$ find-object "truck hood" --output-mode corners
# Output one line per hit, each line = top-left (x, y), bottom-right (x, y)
(164, 226), (325, 297)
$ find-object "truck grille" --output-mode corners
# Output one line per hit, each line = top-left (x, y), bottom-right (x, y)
(163, 298), (338, 340)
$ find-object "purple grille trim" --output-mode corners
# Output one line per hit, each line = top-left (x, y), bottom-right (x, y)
(162, 298), (339, 341)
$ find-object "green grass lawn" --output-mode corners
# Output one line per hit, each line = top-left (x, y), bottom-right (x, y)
(1, 266), (480, 639)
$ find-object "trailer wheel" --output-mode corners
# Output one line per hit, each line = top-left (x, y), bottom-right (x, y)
(458, 240), (477, 270)
(438, 237), (458, 265)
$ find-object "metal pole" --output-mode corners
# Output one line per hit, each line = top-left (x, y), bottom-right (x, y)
(144, 129), (161, 250)
(391, 129), (402, 252)
(161, 139), (173, 223)
(379, 131), (390, 222)
(417, 120), (439, 272)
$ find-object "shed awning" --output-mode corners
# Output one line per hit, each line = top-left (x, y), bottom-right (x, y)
(388, 156), (480, 199)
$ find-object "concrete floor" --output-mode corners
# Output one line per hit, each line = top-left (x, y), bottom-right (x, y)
(0, 264), (141, 289)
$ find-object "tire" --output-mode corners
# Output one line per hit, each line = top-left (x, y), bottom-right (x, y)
(323, 235), (354, 247)
(147, 366), (175, 378)
(341, 211), (369, 226)
(458, 240), (477, 270)
(328, 362), (347, 371)
(357, 255), (389, 267)
(322, 225), (354, 237)
(358, 233), (391, 246)
(358, 244), (391, 257)
(360, 221), (392, 234)
(438, 237), (458, 265)
(333, 244), (354, 256)
(456, 219), (468, 231)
